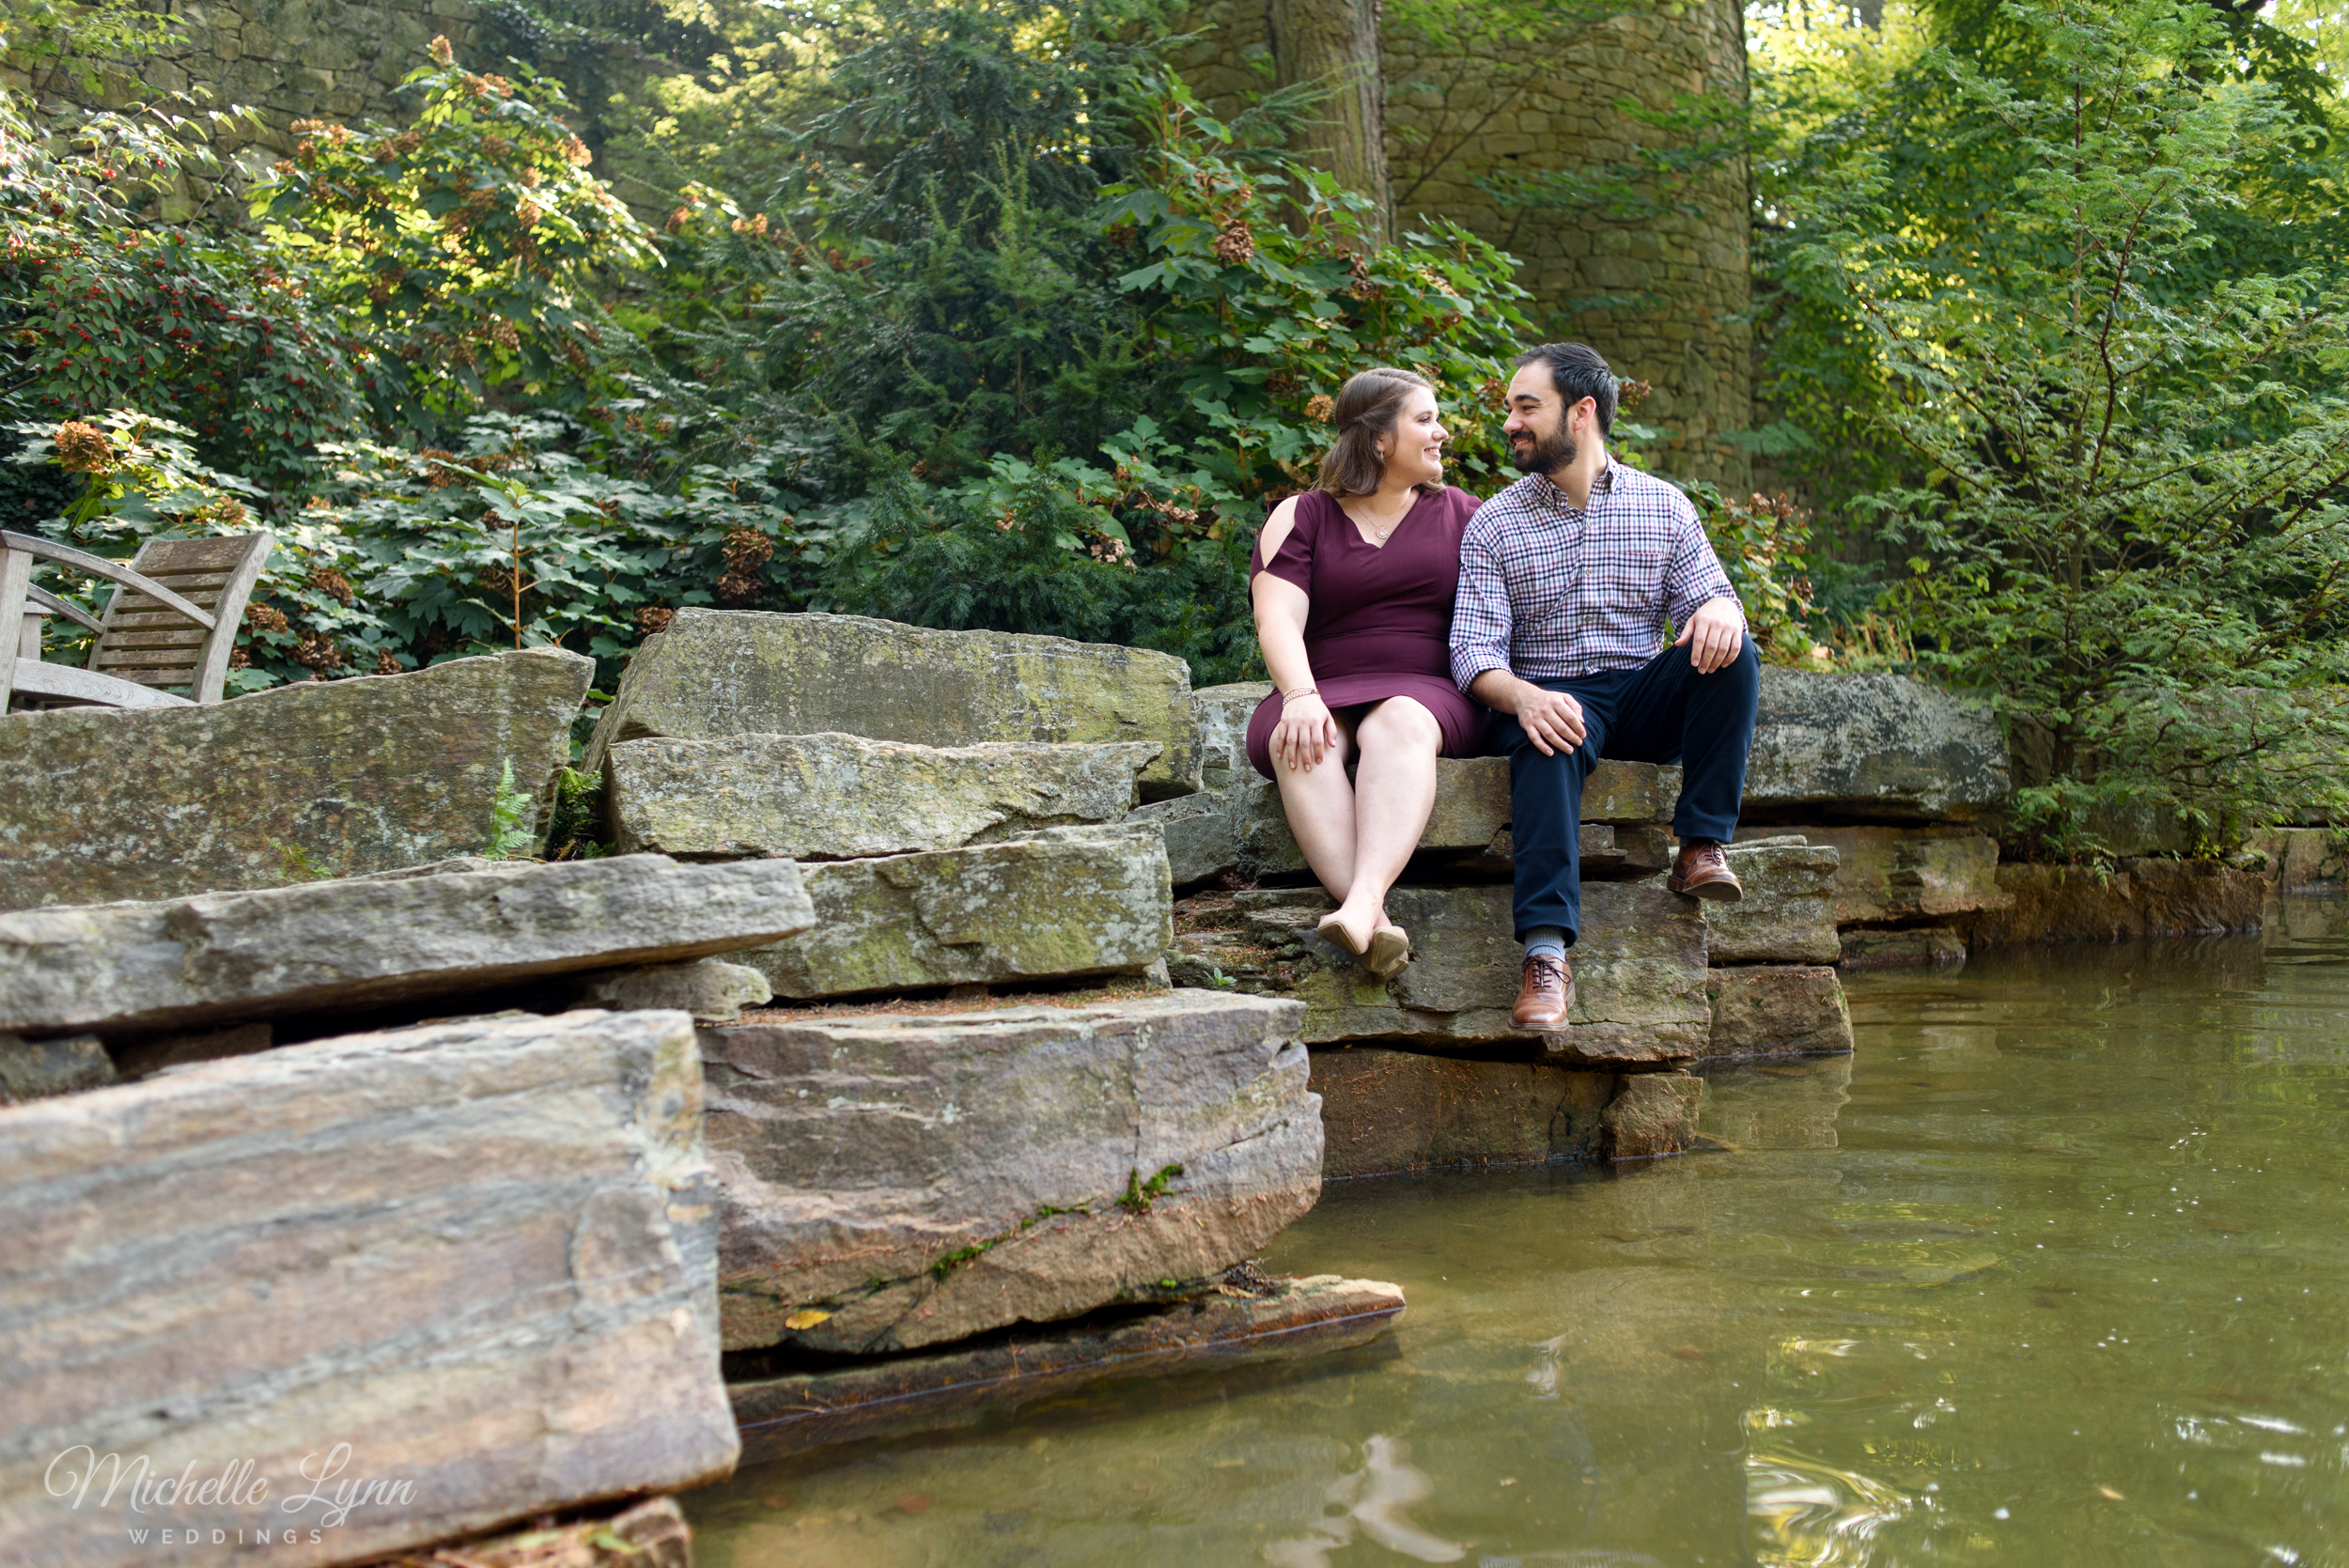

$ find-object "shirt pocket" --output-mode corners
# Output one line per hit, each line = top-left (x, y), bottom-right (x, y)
(1594, 536), (1671, 622)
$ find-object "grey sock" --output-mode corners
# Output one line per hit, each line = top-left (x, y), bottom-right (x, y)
(1524, 926), (1568, 964)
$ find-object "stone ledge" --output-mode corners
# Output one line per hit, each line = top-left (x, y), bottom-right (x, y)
(0, 854), (816, 1041)
(1703, 965), (1854, 1058)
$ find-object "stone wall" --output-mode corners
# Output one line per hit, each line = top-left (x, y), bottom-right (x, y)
(1170, 0), (1754, 489)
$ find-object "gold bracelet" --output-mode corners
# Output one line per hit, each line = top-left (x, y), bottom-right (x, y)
(1282, 686), (1319, 704)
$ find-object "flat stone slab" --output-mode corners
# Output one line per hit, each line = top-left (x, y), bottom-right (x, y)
(736, 824), (1169, 1000)
(1203, 882), (1710, 1062)
(1603, 1071), (1704, 1160)
(0, 854), (815, 1040)
(583, 609), (1201, 797)
(729, 1274), (1404, 1465)
(1231, 756), (1679, 879)
(699, 989), (1322, 1355)
(0, 1010), (738, 1568)
(1310, 1048), (1615, 1175)
(1840, 925), (1968, 968)
(1794, 825), (2006, 924)
(1697, 1055), (1854, 1151)
(606, 732), (1160, 859)
(1706, 844), (1842, 964)
(0, 647), (591, 910)
(1744, 670), (2010, 823)
(1971, 861), (2267, 945)
(1703, 965), (1854, 1058)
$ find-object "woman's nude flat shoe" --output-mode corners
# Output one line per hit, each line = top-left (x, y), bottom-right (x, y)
(1366, 924), (1411, 979)
(1316, 911), (1371, 958)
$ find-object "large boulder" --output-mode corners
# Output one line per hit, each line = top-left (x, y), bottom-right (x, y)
(1797, 825), (2006, 924)
(1703, 965), (1854, 1058)
(0, 648), (591, 910)
(1197, 883), (1711, 1063)
(605, 733), (1159, 859)
(1970, 860), (2267, 944)
(1705, 844), (1842, 964)
(0, 1010), (738, 1568)
(1743, 670), (2009, 824)
(736, 824), (1169, 1000)
(699, 990), (1322, 1355)
(1309, 1048), (1614, 1175)
(583, 609), (1202, 797)
(0, 855), (815, 1040)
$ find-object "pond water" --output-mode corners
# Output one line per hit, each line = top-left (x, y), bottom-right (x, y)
(686, 896), (2349, 1568)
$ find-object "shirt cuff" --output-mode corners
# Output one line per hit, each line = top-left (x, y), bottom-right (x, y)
(1451, 651), (1514, 694)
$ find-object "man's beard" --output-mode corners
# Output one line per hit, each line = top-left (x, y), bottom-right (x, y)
(1511, 427), (1577, 474)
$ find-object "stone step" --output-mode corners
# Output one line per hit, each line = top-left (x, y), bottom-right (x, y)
(698, 988), (1322, 1356)
(0, 854), (816, 1042)
(1745, 669), (2008, 824)
(728, 1274), (1405, 1465)
(1972, 860), (2267, 945)
(1172, 882), (1711, 1063)
(733, 824), (1169, 1000)
(0, 646), (591, 911)
(1129, 756), (1678, 888)
(1787, 824), (2006, 924)
(1839, 925), (1968, 968)
(1703, 965), (1854, 1058)
(0, 1010), (737, 1568)
(1309, 1048), (1701, 1173)
(1705, 844), (1841, 964)
(606, 732), (1160, 859)
(583, 609), (1202, 797)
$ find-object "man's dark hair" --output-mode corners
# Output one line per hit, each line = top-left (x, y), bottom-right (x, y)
(1513, 342), (1618, 437)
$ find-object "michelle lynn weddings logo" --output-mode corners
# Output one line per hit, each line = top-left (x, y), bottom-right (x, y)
(45, 1442), (417, 1547)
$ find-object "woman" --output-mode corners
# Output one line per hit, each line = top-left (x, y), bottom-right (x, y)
(1247, 365), (1488, 978)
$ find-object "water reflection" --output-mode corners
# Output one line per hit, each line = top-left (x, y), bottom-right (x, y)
(687, 896), (2349, 1568)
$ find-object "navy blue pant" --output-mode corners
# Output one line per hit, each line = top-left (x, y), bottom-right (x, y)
(1494, 637), (1761, 944)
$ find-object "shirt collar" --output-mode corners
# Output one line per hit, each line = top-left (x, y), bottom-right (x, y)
(1532, 457), (1617, 512)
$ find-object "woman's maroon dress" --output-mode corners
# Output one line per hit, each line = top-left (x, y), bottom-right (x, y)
(1245, 484), (1489, 780)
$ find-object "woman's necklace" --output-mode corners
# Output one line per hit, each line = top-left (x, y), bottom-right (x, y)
(1352, 493), (1414, 546)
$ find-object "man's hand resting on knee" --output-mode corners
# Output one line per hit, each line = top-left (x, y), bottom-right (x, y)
(1471, 672), (1587, 757)
(1675, 597), (1747, 674)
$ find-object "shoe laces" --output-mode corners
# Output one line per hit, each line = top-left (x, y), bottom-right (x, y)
(1527, 955), (1567, 988)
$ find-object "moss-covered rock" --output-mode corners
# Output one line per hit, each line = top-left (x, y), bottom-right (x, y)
(736, 824), (1172, 999)
(583, 609), (1201, 797)
(1745, 670), (2009, 823)
(1703, 965), (1853, 1058)
(1706, 844), (1842, 964)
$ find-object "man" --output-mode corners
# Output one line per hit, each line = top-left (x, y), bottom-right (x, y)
(1450, 341), (1760, 1031)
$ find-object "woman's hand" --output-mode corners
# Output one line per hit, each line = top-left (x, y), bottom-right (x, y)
(1273, 692), (1341, 772)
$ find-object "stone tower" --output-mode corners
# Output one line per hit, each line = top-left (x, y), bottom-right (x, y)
(1171, 0), (1754, 489)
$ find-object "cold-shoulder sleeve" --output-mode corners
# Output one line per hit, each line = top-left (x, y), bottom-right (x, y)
(1250, 491), (1321, 595)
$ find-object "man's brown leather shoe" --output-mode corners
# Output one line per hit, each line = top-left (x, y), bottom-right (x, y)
(1511, 955), (1575, 1031)
(1667, 839), (1744, 902)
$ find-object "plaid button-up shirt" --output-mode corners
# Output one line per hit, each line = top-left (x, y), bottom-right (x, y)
(1449, 460), (1739, 689)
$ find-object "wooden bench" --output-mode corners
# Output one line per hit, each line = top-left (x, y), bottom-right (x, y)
(0, 531), (274, 712)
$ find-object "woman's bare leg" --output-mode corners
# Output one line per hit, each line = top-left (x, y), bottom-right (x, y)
(1330, 697), (1441, 941)
(1273, 715), (1361, 906)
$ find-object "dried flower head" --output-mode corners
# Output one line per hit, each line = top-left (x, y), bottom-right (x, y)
(563, 135), (592, 167)
(54, 420), (112, 473)
(1305, 394), (1335, 425)
(244, 602), (290, 634)
(1213, 221), (1255, 267)
(428, 34), (455, 65)
(637, 605), (676, 635)
(308, 567), (355, 606)
(293, 634), (344, 671)
(376, 650), (403, 675)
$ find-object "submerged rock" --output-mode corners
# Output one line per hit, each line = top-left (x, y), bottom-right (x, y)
(1744, 670), (2009, 823)
(606, 732), (1160, 859)
(700, 989), (1321, 1355)
(729, 1273), (1404, 1465)
(583, 609), (1201, 796)
(1839, 925), (1968, 968)
(1602, 1071), (1704, 1160)
(0, 647), (591, 910)
(1703, 965), (1855, 1058)
(0, 1010), (738, 1568)
(736, 824), (1170, 1000)
(0, 854), (815, 1040)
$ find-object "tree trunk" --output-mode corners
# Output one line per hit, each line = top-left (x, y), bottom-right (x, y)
(1267, 0), (1391, 241)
